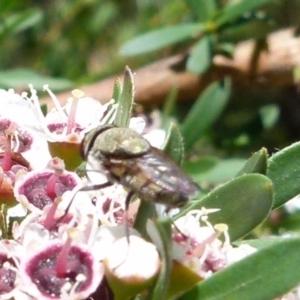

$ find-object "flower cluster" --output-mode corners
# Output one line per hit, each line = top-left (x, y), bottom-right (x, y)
(0, 86), (256, 300)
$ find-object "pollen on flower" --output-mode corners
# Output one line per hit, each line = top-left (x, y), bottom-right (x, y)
(0, 253), (18, 296)
(214, 223), (230, 245)
(0, 119), (33, 153)
(15, 169), (79, 210)
(41, 197), (74, 231)
(47, 123), (83, 135)
(47, 157), (65, 174)
(20, 241), (103, 299)
(72, 89), (85, 98)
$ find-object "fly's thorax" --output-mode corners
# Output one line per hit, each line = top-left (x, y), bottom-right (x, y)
(93, 127), (150, 157)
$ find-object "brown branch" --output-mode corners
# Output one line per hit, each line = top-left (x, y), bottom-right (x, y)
(41, 27), (300, 108)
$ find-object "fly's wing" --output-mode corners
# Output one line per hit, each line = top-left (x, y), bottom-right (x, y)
(121, 147), (200, 207)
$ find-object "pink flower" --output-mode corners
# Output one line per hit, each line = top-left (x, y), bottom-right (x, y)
(14, 157), (81, 213)
(172, 209), (256, 278)
(19, 239), (103, 300)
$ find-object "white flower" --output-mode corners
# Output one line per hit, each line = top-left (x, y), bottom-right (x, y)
(104, 235), (160, 282)
(13, 160), (82, 213)
(285, 195), (300, 213)
(146, 207), (256, 279)
(0, 89), (51, 169)
(225, 244), (257, 265)
(92, 225), (140, 261)
(129, 117), (146, 134)
(0, 89), (39, 127)
(144, 128), (166, 148)
(21, 85), (118, 143)
(18, 239), (103, 300)
(0, 239), (26, 299)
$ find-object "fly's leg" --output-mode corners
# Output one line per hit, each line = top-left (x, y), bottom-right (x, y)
(50, 181), (113, 230)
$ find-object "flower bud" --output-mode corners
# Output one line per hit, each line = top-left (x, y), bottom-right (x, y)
(104, 235), (160, 300)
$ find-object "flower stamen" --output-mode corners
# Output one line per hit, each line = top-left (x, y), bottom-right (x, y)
(55, 228), (78, 278)
(214, 223), (230, 247)
(43, 84), (66, 120)
(45, 158), (65, 200)
(42, 197), (61, 229)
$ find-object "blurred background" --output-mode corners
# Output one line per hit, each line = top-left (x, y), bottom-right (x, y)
(2, 0), (300, 233)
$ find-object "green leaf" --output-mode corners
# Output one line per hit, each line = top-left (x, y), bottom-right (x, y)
(259, 104), (280, 129)
(214, 0), (274, 28)
(0, 205), (8, 239)
(162, 123), (185, 165)
(275, 211), (300, 234)
(0, 8), (42, 36)
(114, 66), (134, 128)
(267, 141), (300, 208)
(0, 68), (73, 91)
(88, 3), (118, 34)
(40, 103), (48, 116)
(120, 23), (204, 56)
(162, 86), (178, 123)
(184, 0), (217, 22)
(186, 35), (211, 74)
(146, 219), (173, 300)
(178, 174), (273, 241)
(235, 237), (283, 250)
(219, 19), (274, 43)
(133, 201), (155, 238)
(178, 237), (300, 300)
(236, 148), (268, 176)
(112, 77), (122, 102)
(215, 42), (235, 58)
(181, 79), (231, 151)
(184, 157), (246, 185)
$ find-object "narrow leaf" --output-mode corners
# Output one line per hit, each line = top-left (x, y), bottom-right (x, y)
(112, 77), (122, 102)
(178, 237), (300, 300)
(214, 0), (274, 28)
(236, 148), (268, 176)
(120, 24), (204, 56)
(162, 86), (178, 122)
(267, 141), (300, 208)
(114, 66), (134, 128)
(184, 0), (217, 22)
(235, 237), (283, 250)
(181, 79), (231, 151)
(0, 8), (42, 36)
(220, 19), (274, 43)
(177, 174), (273, 241)
(259, 104), (280, 129)
(186, 35), (211, 74)
(0, 205), (8, 239)
(146, 219), (173, 300)
(162, 123), (185, 165)
(0, 68), (73, 91)
(133, 201), (155, 238)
